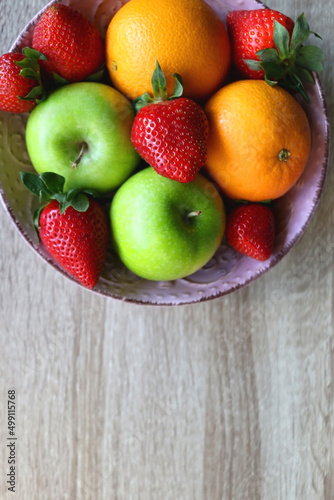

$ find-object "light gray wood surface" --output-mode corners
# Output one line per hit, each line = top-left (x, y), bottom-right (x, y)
(0, 0), (333, 499)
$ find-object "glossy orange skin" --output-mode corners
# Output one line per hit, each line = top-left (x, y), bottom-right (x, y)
(105, 0), (231, 101)
(204, 80), (312, 202)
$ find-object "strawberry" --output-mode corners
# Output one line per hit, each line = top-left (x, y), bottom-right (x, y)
(226, 9), (325, 102)
(226, 203), (275, 261)
(0, 50), (45, 113)
(20, 172), (109, 289)
(131, 62), (209, 183)
(32, 4), (105, 83)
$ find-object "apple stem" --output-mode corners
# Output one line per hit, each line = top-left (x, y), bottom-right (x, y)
(71, 142), (87, 169)
(188, 210), (202, 218)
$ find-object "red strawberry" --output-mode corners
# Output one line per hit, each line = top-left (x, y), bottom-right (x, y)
(0, 52), (42, 113)
(226, 10), (325, 102)
(32, 4), (105, 83)
(131, 62), (209, 183)
(39, 199), (108, 289)
(226, 204), (275, 261)
(226, 9), (294, 79)
(20, 172), (109, 289)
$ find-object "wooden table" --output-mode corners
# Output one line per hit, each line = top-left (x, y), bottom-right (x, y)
(0, 1), (333, 498)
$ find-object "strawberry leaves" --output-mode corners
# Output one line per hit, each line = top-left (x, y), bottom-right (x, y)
(244, 13), (325, 103)
(133, 61), (184, 112)
(14, 47), (47, 103)
(12, 46), (106, 107)
(273, 19), (290, 58)
(85, 63), (106, 83)
(151, 61), (168, 101)
(20, 171), (99, 231)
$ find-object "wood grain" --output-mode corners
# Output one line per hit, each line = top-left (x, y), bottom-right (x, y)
(0, 0), (333, 499)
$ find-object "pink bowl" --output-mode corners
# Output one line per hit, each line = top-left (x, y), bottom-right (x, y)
(0, 0), (330, 305)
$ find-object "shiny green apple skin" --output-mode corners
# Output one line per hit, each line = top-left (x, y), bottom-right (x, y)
(110, 167), (226, 281)
(25, 82), (140, 193)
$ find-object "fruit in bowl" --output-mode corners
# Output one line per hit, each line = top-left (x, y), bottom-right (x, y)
(110, 167), (226, 281)
(204, 79), (312, 202)
(0, 0), (330, 305)
(25, 81), (140, 193)
(105, 0), (231, 101)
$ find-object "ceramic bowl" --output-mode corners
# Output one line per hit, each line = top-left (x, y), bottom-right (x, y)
(0, 0), (330, 305)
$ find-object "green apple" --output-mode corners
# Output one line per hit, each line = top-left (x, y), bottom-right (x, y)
(110, 167), (225, 281)
(25, 82), (140, 193)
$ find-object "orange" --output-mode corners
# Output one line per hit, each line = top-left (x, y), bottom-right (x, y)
(204, 80), (312, 202)
(105, 0), (231, 102)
